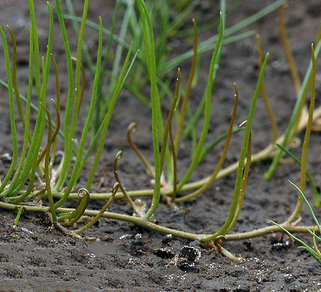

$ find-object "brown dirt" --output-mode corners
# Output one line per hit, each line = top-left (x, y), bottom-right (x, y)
(0, 0), (320, 291)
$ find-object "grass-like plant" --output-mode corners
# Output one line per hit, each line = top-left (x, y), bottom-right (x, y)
(271, 181), (321, 264)
(60, 0), (287, 144)
(0, 0), (320, 262)
(271, 44), (320, 265)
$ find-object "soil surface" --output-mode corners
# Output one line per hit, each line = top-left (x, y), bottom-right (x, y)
(0, 0), (320, 291)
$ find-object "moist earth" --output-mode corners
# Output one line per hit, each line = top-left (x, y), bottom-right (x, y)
(0, 0), (320, 291)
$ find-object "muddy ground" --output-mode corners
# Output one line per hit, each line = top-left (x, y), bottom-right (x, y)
(0, 0), (320, 291)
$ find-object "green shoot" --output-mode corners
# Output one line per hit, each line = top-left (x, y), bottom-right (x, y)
(159, 68), (181, 181)
(54, 0), (75, 190)
(226, 131), (252, 234)
(64, 0), (95, 77)
(94, 0), (120, 135)
(176, 83), (239, 203)
(176, 12), (224, 192)
(83, 43), (136, 191)
(278, 4), (301, 97)
(270, 181), (321, 264)
(277, 144), (320, 208)
(256, 34), (278, 144)
(54, 16), (103, 209)
(286, 44), (316, 224)
(265, 40), (321, 180)
(202, 53), (269, 242)
(2, 27), (33, 196)
(42, 101), (58, 227)
(0, 25), (18, 193)
(288, 181), (321, 235)
(7, 26), (29, 138)
(9, 1), (54, 198)
(13, 207), (24, 227)
(71, 0), (89, 138)
(174, 19), (198, 151)
(198, 127), (245, 165)
(270, 220), (320, 265)
(136, 0), (162, 219)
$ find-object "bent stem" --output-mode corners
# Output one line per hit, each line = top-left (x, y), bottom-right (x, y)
(57, 188), (90, 226)
(75, 183), (119, 234)
(127, 123), (155, 178)
(113, 151), (143, 217)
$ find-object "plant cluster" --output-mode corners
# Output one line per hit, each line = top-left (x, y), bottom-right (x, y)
(0, 0), (320, 263)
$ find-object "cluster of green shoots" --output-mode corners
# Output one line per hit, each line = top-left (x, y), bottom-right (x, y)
(63, 0), (286, 139)
(0, 0), (320, 263)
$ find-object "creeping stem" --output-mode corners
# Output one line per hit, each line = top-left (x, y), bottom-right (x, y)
(0, 202), (317, 243)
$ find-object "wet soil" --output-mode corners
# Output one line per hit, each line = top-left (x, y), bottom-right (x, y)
(0, 0), (321, 291)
